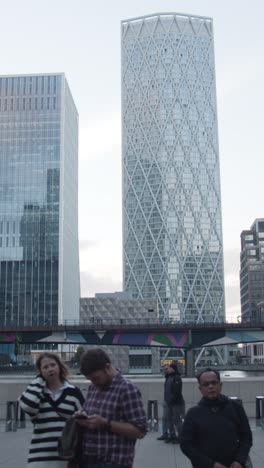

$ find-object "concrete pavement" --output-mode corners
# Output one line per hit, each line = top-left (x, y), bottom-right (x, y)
(0, 420), (263, 467)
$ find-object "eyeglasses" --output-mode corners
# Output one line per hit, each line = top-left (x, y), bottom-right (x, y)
(200, 380), (220, 388)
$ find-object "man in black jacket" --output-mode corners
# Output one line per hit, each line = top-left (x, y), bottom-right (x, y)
(180, 368), (252, 468)
(164, 361), (185, 443)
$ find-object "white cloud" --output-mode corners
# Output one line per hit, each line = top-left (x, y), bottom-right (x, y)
(80, 271), (122, 297)
(79, 113), (121, 162)
(79, 239), (99, 251)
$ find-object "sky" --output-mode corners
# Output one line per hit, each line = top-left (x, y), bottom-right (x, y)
(0, 0), (263, 322)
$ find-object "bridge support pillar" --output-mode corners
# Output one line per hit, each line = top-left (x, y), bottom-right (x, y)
(185, 348), (195, 377)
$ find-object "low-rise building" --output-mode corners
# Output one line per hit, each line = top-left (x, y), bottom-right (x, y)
(80, 292), (160, 374)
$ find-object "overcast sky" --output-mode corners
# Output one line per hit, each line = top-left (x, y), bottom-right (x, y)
(1, 0), (263, 321)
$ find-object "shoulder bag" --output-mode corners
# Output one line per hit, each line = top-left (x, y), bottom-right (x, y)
(43, 394), (81, 463)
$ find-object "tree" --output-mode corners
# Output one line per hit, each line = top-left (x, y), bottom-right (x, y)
(74, 346), (85, 364)
(13, 334), (21, 363)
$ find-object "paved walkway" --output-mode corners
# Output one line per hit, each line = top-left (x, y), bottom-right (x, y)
(0, 420), (263, 467)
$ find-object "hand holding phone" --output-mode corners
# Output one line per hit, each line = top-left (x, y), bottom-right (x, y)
(75, 413), (87, 419)
(74, 411), (88, 420)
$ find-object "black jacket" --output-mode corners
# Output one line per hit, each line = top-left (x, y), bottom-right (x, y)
(164, 372), (184, 405)
(180, 395), (252, 468)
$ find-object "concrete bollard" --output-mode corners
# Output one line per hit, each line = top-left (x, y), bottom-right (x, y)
(5, 401), (18, 432)
(255, 396), (264, 419)
(229, 397), (243, 405)
(147, 399), (159, 432)
(5, 400), (26, 431)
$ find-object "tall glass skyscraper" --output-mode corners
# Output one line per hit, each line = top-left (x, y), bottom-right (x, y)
(0, 74), (79, 326)
(122, 13), (225, 322)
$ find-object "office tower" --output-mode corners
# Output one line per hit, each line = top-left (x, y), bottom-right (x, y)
(121, 13), (225, 322)
(240, 219), (264, 322)
(0, 74), (79, 326)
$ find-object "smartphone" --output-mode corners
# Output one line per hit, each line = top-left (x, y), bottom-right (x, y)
(75, 413), (87, 420)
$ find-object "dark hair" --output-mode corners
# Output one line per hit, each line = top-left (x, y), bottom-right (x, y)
(80, 348), (111, 375)
(169, 361), (180, 374)
(196, 367), (221, 384)
(36, 352), (69, 382)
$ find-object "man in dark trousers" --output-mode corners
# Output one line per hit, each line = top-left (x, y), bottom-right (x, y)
(162, 361), (185, 443)
(180, 368), (252, 468)
(157, 364), (170, 440)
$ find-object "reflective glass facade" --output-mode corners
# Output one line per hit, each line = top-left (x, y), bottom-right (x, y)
(240, 219), (264, 322)
(122, 13), (225, 322)
(0, 74), (79, 326)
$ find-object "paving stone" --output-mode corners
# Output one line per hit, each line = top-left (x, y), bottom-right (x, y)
(0, 420), (263, 467)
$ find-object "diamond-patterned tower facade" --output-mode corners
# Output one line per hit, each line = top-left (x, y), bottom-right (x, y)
(122, 13), (225, 323)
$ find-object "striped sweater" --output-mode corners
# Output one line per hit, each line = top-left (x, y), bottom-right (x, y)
(20, 376), (84, 464)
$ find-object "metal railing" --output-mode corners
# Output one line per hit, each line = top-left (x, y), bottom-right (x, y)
(1, 317), (264, 331)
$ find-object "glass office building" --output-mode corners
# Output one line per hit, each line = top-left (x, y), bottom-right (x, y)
(240, 219), (264, 323)
(0, 74), (79, 326)
(122, 13), (225, 322)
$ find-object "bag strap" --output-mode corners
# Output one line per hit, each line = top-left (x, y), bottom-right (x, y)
(43, 393), (67, 420)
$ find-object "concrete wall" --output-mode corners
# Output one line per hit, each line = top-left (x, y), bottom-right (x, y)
(134, 377), (264, 419)
(1, 376), (264, 420)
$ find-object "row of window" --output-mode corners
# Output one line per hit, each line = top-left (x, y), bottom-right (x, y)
(0, 221), (17, 234)
(0, 76), (58, 97)
(0, 96), (57, 112)
(0, 237), (16, 247)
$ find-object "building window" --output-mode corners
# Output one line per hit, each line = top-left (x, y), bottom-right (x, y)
(129, 354), (152, 368)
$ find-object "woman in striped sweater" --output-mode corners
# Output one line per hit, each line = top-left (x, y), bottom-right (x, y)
(20, 352), (84, 468)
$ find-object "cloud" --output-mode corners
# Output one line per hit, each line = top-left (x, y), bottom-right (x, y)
(223, 247), (241, 321)
(217, 54), (264, 100)
(79, 239), (99, 251)
(225, 273), (239, 288)
(79, 233), (122, 298)
(79, 112), (121, 162)
(80, 271), (122, 297)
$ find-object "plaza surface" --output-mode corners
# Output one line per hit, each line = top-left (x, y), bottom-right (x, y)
(0, 420), (263, 468)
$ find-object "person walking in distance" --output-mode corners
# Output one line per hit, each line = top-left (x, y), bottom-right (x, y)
(180, 368), (252, 468)
(157, 364), (170, 440)
(74, 348), (147, 468)
(164, 361), (185, 444)
(157, 361), (185, 443)
(19, 352), (84, 467)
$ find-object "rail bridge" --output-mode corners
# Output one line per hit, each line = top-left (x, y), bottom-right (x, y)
(0, 320), (264, 348)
